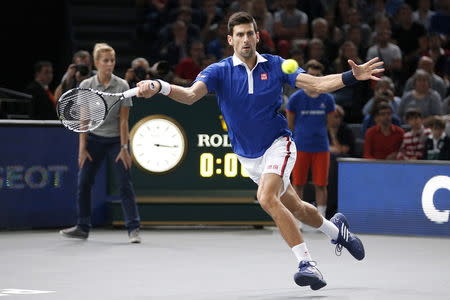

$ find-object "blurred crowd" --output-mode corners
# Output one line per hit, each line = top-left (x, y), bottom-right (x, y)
(16, 0), (450, 162)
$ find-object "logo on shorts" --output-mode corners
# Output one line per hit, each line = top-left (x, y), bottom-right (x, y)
(260, 73), (268, 80)
(267, 165), (279, 170)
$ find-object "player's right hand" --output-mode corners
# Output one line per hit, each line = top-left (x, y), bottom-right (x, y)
(136, 80), (159, 98)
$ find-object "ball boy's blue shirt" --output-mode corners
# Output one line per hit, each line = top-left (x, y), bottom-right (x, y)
(286, 89), (335, 152)
(195, 53), (304, 158)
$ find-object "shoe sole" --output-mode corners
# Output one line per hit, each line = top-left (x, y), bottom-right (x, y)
(59, 231), (88, 240)
(294, 274), (326, 289)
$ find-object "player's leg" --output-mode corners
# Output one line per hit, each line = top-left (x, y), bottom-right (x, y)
(108, 142), (141, 243)
(60, 135), (106, 239)
(311, 152), (330, 218)
(257, 173), (303, 247)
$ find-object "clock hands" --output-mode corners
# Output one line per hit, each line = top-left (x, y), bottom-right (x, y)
(154, 143), (179, 148)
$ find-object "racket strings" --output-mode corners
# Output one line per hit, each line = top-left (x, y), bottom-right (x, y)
(58, 90), (106, 132)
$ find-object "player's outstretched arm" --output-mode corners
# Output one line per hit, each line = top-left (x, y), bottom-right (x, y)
(136, 80), (208, 105)
(295, 57), (385, 94)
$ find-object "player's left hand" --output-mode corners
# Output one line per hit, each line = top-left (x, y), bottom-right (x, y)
(348, 57), (385, 81)
(116, 148), (132, 169)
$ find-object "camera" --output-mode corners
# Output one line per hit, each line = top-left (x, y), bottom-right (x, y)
(75, 63), (90, 77)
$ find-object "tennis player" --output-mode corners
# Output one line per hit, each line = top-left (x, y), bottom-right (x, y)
(137, 12), (383, 289)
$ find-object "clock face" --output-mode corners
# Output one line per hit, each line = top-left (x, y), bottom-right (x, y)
(130, 115), (187, 174)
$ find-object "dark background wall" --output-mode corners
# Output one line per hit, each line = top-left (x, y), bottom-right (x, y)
(0, 0), (73, 92)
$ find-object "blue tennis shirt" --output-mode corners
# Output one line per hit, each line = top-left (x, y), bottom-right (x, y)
(195, 53), (304, 158)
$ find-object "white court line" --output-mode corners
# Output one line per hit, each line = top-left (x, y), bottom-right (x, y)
(0, 289), (55, 296)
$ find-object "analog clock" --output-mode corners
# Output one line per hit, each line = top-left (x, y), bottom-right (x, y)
(130, 115), (188, 174)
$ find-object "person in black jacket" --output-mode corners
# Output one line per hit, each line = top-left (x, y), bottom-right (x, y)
(423, 117), (450, 160)
(327, 104), (356, 218)
(25, 61), (57, 120)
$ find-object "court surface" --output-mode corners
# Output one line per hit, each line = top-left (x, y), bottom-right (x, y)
(1, 227), (449, 299)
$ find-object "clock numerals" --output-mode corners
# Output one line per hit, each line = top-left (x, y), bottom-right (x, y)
(199, 153), (249, 178)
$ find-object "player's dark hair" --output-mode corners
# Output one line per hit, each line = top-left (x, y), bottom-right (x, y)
(227, 11), (258, 35)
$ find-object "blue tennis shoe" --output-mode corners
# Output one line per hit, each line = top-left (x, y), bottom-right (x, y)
(330, 213), (365, 260)
(294, 260), (327, 290)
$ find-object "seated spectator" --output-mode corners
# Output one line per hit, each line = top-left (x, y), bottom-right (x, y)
(412, 0), (435, 30)
(206, 21), (229, 60)
(423, 116), (450, 160)
(429, 0), (450, 35)
(305, 38), (331, 73)
(363, 102), (405, 159)
(148, 60), (175, 83)
(361, 99), (402, 136)
(327, 104), (356, 158)
(173, 40), (205, 86)
(273, 0), (308, 58)
(362, 76), (402, 117)
(327, 104), (356, 219)
(249, 0), (274, 36)
(333, 41), (362, 74)
(403, 56), (447, 99)
(25, 61), (58, 120)
(398, 69), (442, 121)
(366, 28), (403, 92)
(311, 17), (339, 62)
(342, 8), (372, 50)
(160, 20), (190, 67)
(424, 33), (450, 80)
(397, 108), (431, 160)
(254, 15), (275, 54)
(347, 26), (368, 61)
(196, 0), (224, 43)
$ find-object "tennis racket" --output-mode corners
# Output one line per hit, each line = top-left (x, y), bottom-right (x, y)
(56, 87), (139, 132)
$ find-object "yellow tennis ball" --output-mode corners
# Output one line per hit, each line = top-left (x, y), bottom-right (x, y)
(281, 59), (299, 74)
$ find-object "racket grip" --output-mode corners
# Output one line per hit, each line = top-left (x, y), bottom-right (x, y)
(123, 87), (139, 98)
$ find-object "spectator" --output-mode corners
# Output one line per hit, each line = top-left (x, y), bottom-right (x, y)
(254, 15), (276, 54)
(59, 43), (141, 243)
(249, 0), (274, 36)
(148, 60), (175, 83)
(25, 61), (58, 120)
(361, 99), (402, 136)
(342, 8), (372, 50)
(391, 4), (427, 77)
(305, 38), (330, 73)
(412, 0), (435, 30)
(362, 76), (402, 117)
(274, 0), (309, 58)
(327, 104), (355, 218)
(347, 26), (369, 61)
(196, 0), (224, 43)
(403, 56), (447, 99)
(363, 102), (405, 159)
(124, 57), (151, 88)
(160, 20), (190, 67)
(429, 0), (450, 35)
(333, 41), (362, 74)
(173, 40), (205, 86)
(286, 60), (336, 218)
(426, 32), (450, 79)
(397, 108), (431, 160)
(311, 17), (339, 62)
(206, 20), (229, 60)
(398, 69), (442, 121)
(366, 28), (403, 90)
(423, 116), (450, 159)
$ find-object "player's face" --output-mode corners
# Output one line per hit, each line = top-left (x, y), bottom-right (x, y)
(227, 23), (259, 60)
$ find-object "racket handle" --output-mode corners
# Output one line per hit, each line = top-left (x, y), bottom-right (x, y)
(123, 87), (139, 98)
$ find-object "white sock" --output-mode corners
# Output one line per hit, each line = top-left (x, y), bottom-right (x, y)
(318, 216), (339, 241)
(317, 205), (327, 217)
(292, 242), (312, 262)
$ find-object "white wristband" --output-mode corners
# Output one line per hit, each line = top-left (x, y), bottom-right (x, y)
(156, 79), (171, 96)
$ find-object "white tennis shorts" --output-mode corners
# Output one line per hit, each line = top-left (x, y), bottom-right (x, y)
(238, 136), (297, 195)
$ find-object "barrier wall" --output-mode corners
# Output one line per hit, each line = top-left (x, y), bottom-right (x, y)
(0, 121), (109, 229)
(338, 158), (450, 237)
